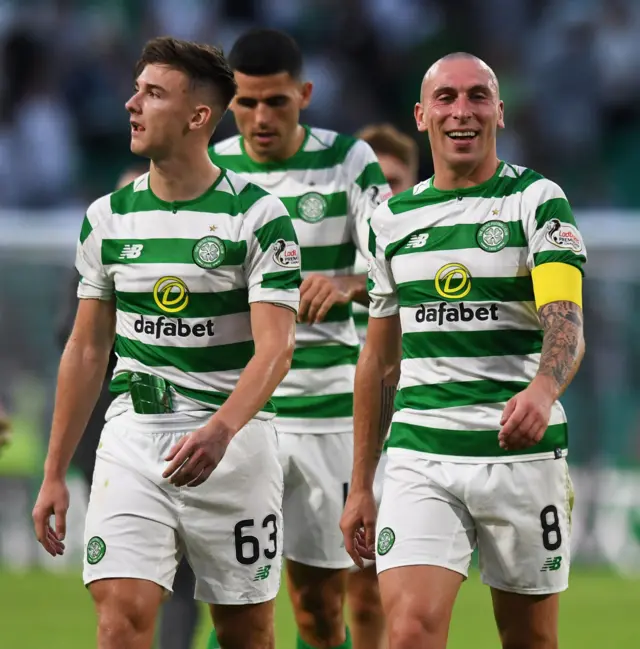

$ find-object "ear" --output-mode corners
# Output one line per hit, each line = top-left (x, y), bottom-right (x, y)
(414, 102), (428, 133)
(299, 81), (313, 110)
(497, 99), (505, 130)
(190, 104), (213, 132)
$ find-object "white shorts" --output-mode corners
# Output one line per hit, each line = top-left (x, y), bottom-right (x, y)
(279, 432), (353, 569)
(376, 450), (574, 595)
(83, 415), (284, 605)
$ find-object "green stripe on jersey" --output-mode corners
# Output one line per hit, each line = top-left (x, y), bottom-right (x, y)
(102, 238), (247, 266)
(210, 131), (357, 173)
(395, 379), (528, 411)
(355, 162), (387, 191)
(532, 250), (585, 270)
(301, 243), (356, 272)
(254, 214), (298, 251)
(110, 174), (268, 216)
(261, 270), (301, 291)
(402, 330), (542, 359)
(116, 288), (249, 318)
(115, 335), (254, 373)
(271, 393), (353, 418)
(291, 344), (359, 369)
(353, 311), (368, 328)
(534, 197), (577, 229)
(280, 192), (347, 220)
(388, 421), (567, 457)
(79, 215), (93, 244)
(388, 221), (527, 258)
(396, 276), (534, 306)
(387, 163), (543, 215)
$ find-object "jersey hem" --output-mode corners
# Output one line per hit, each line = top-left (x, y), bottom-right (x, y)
(386, 447), (568, 464)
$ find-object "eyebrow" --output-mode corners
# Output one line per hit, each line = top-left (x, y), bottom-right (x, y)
(432, 84), (492, 97)
(136, 82), (167, 94)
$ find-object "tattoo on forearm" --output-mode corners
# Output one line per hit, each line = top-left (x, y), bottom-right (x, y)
(538, 300), (584, 393)
(376, 383), (397, 459)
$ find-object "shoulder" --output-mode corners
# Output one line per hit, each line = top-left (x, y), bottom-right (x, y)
(306, 126), (359, 163)
(221, 169), (286, 222)
(209, 134), (242, 158)
(499, 162), (567, 207)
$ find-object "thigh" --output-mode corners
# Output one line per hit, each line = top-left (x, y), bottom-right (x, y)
(379, 565), (463, 649)
(474, 459), (573, 595)
(83, 424), (180, 592)
(280, 432), (354, 569)
(375, 453), (476, 578)
(181, 420), (284, 605)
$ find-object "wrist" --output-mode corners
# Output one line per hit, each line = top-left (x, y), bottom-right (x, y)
(532, 373), (559, 402)
(204, 414), (239, 438)
(43, 462), (67, 482)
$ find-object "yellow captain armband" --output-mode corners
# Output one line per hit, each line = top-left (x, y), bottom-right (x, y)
(531, 262), (583, 310)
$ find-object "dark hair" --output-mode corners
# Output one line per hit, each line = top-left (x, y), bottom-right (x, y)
(355, 124), (419, 173)
(228, 29), (302, 78)
(135, 36), (237, 110)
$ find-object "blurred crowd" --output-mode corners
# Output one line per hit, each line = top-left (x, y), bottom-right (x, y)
(0, 0), (639, 208)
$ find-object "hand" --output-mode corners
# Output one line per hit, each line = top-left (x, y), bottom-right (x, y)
(340, 487), (378, 569)
(32, 477), (69, 557)
(297, 274), (353, 324)
(162, 422), (235, 487)
(498, 376), (557, 451)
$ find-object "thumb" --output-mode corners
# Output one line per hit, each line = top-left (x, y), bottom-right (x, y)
(500, 396), (517, 425)
(55, 504), (67, 541)
(165, 435), (188, 461)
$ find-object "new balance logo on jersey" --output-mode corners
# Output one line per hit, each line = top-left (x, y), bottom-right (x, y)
(540, 556), (562, 572)
(253, 565), (271, 581)
(405, 233), (429, 249)
(119, 244), (144, 259)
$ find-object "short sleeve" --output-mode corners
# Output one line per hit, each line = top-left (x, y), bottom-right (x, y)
(346, 140), (393, 259)
(75, 196), (114, 300)
(368, 203), (399, 318)
(244, 193), (301, 312)
(523, 179), (587, 274)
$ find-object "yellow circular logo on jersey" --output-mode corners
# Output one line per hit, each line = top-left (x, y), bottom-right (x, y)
(153, 276), (189, 313)
(435, 263), (472, 299)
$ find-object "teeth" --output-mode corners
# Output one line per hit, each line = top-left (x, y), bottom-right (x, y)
(448, 131), (477, 138)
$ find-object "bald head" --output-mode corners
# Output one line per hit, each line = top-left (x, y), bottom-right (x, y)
(421, 53), (499, 102)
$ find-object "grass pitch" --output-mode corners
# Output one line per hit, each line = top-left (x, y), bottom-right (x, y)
(0, 568), (637, 648)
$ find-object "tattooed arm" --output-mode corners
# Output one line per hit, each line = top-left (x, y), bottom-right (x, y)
(498, 299), (585, 451)
(340, 314), (401, 566)
(536, 300), (585, 397)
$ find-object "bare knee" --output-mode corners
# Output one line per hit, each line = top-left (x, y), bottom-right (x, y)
(387, 609), (446, 649)
(91, 579), (162, 649)
(212, 601), (274, 649)
(348, 568), (383, 626)
(288, 562), (346, 645)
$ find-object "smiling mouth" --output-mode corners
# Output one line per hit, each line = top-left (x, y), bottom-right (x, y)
(131, 121), (145, 133)
(446, 130), (478, 141)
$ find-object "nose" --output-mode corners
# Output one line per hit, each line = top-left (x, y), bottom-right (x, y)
(125, 92), (141, 115)
(254, 101), (273, 128)
(452, 95), (472, 121)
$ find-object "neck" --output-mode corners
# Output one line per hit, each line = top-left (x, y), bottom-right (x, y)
(149, 146), (220, 202)
(244, 124), (306, 163)
(432, 154), (500, 191)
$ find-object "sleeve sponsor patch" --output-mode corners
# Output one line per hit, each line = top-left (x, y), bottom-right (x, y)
(272, 239), (300, 268)
(544, 219), (584, 253)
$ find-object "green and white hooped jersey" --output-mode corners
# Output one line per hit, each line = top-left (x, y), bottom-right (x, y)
(75, 169), (301, 424)
(368, 161), (587, 462)
(353, 251), (369, 346)
(210, 126), (390, 434)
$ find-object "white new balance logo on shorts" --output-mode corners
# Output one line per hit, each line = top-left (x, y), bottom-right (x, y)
(405, 233), (429, 249)
(120, 244), (144, 259)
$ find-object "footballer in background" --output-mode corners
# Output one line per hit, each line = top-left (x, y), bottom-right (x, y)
(209, 28), (390, 649)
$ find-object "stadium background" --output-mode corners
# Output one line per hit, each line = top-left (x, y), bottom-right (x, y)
(1, 0), (640, 646)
